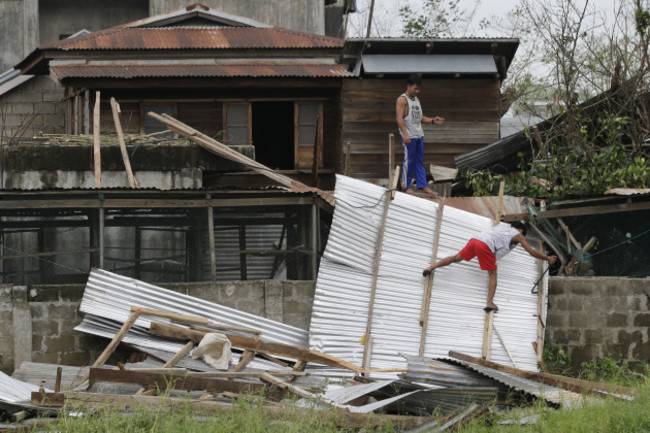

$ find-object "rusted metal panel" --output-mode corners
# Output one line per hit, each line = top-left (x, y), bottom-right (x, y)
(40, 28), (343, 51)
(50, 64), (353, 80)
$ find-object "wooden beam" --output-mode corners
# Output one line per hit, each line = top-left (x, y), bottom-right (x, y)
(93, 91), (101, 188)
(162, 341), (194, 368)
(481, 310), (494, 360)
(88, 368), (279, 398)
(63, 392), (431, 429)
(231, 350), (255, 372)
(133, 306), (261, 336)
(448, 351), (633, 398)
(388, 133), (395, 183)
(149, 322), (364, 372)
(207, 194), (217, 286)
(495, 180), (505, 224)
(557, 218), (581, 250)
(362, 181), (393, 371)
(260, 373), (346, 409)
(0, 197), (314, 210)
(188, 371), (307, 378)
(492, 325), (517, 368)
(31, 390), (65, 407)
(419, 197), (445, 357)
(536, 200), (650, 218)
(311, 113), (323, 187)
(532, 342), (549, 373)
(110, 97), (140, 189)
(147, 112), (315, 194)
(344, 142), (351, 176)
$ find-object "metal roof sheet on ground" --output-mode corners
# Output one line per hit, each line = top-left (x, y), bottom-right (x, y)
(50, 64), (354, 80)
(37, 27), (343, 51)
(361, 54), (498, 74)
(309, 175), (547, 379)
(77, 268), (308, 347)
(400, 354), (500, 389)
(440, 356), (584, 408)
(0, 370), (52, 404)
(12, 362), (88, 391)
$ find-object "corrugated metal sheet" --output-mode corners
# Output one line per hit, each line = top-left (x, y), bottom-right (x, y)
(310, 175), (547, 378)
(361, 54), (497, 74)
(12, 362), (89, 391)
(443, 196), (525, 220)
(50, 64), (353, 80)
(39, 27), (343, 51)
(440, 357), (584, 408)
(77, 268), (308, 347)
(401, 355), (499, 388)
(0, 370), (51, 404)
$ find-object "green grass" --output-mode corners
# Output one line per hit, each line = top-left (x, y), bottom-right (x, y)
(29, 392), (396, 433)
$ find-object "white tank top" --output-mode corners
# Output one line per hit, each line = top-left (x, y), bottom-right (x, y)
(399, 93), (424, 139)
(474, 224), (521, 261)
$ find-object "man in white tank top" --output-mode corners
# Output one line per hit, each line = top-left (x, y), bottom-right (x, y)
(422, 222), (558, 312)
(396, 74), (445, 195)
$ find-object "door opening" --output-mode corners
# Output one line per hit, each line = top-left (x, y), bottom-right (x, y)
(251, 102), (294, 170)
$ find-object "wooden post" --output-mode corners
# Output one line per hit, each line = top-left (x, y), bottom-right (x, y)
(344, 142), (351, 176)
(207, 195), (216, 286)
(83, 90), (90, 135)
(419, 197), (445, 357)
(110, 97), (140, 189)
(482, 180), (506, 360)
(78, 309), (142, 385)
(493, 325), (518, 368)
(388, 133), (395, 183)
(361, 173), (397, 372)
(93, 91), (101, 188)
(365, 0), (376, 38)
(55, 366), (62, 393)
(536, 239), (545, 365)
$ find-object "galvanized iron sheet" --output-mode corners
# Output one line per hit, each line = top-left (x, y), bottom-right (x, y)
(0, 370), (51, 404)
(362, 54), (497, 74)
(40, 27), (343, 51)
(78, 268), (308, 347)
(440, 357), (584, 408)
(51, 64), (354, 80)
(310, 175), (547, 377)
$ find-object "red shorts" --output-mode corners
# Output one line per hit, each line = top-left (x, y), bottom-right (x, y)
(459, 239), (496, 271)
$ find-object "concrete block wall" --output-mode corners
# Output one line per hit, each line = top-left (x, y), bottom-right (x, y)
(0, 280), (316, 374)
(546, 277), (650, 368)
(0, 76), (65, 139)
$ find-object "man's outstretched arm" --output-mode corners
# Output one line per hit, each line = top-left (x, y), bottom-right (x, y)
(514, 234), (557, 264)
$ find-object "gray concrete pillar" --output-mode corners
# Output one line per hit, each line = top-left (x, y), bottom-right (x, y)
(11, 286), (32, 371)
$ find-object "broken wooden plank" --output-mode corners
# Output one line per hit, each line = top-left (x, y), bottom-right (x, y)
(149, 322), (364, 372)
(163, 341), (195, 368)
(448, 351), (633, 398)
(231, 350), (255, 373)
(492, 325), (518, 369)
(31, 390), (65, 407)
(188, 371), (307, 378)
(110, 97), (140, 188)
(419, 197), (445, 357)
(78, 309), (142, 385)
(88, 368), (281, 399)
(260, 373), (347, 409)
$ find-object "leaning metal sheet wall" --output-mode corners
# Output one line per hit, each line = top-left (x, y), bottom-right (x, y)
(309, 175), (546, 374)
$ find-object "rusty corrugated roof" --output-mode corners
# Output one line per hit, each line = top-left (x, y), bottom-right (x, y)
(50, 63), (354, 80)
(38, 27), (343, 51)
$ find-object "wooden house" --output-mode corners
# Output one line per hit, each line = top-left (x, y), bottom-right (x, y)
(17, 4), (518, 189)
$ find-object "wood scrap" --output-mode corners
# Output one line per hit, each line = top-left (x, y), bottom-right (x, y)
(259, 373), (347, 409)
(231, 350), (255, 372)
(110, 97), (140, 188)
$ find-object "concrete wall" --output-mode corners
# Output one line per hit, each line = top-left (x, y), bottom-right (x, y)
(149, 0), (325, 35)
(0, 0), (38, 72)
(546, 277), (650, 368)
(0, 280), (316, 374)
(0, 76), (65, 139)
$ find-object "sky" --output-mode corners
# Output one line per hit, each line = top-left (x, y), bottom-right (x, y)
(346, 0), (622, 38)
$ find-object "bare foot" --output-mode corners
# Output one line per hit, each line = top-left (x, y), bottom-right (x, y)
(484, 302), (499, 312)
(405, 188), (415, 195)
(422, 187), (439, 197)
